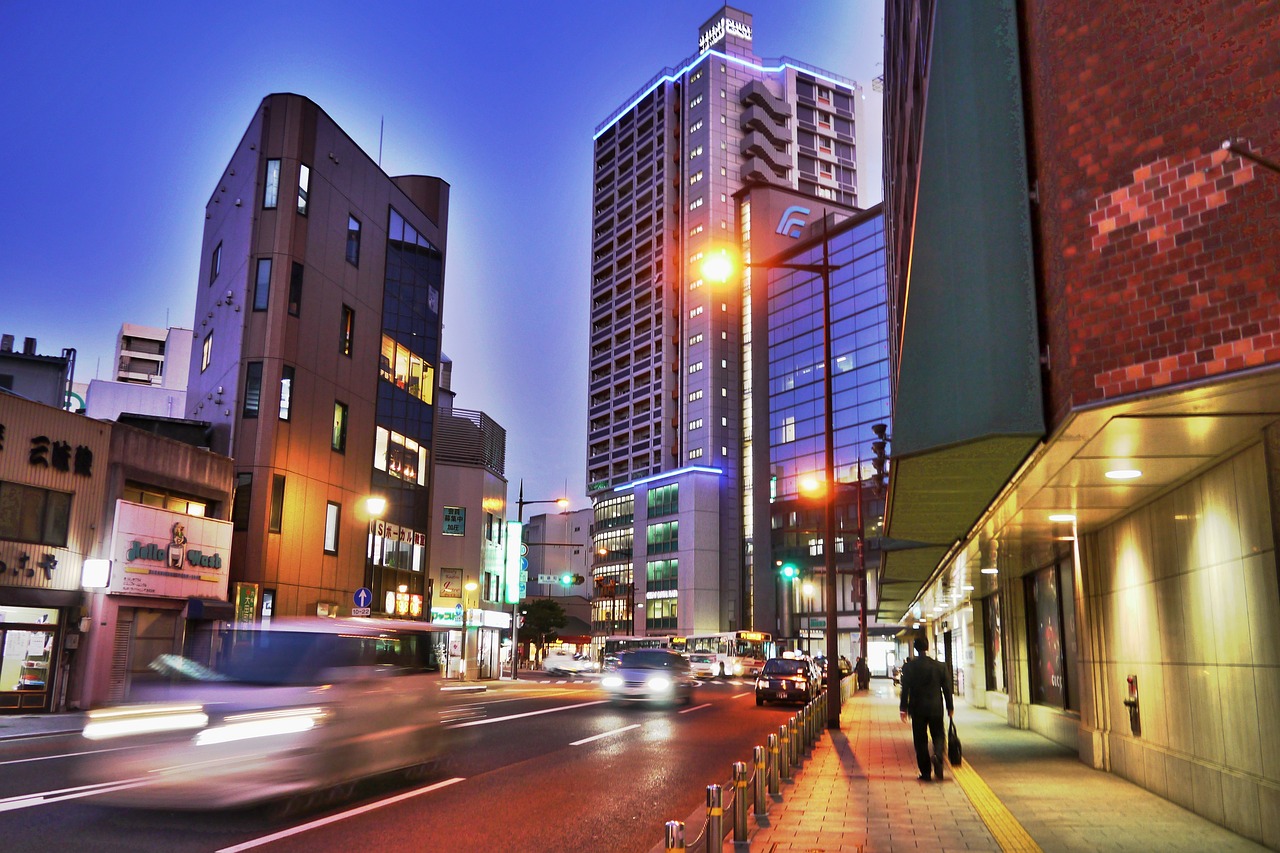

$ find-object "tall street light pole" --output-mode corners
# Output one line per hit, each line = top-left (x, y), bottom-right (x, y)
(510, 479), (569, 679)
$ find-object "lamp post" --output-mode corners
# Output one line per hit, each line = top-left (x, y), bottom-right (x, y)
(363, 495), (387, 605)
(509, 479), (570, 679)
(460, 579), (478, 680)
(705, 229), (847, 729)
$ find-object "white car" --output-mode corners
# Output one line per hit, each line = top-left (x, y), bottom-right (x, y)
(542, 650), (598, 675)
(687, 653), (721, 678)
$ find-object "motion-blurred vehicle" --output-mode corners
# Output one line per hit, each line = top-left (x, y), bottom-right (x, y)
(542, 650), (599, 675)
(601, 649), (696, 705)
(755, 657), (817, 705)
(686, 652), (720, 678)
(602, 653), (621, 672)
(76, 618), (465, 810)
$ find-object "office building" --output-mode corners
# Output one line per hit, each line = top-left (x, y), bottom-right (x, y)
(882, 0), (1280, 843)
(587, 6), (866, 638)
(186, 93), (450, 623)
(85, 324), (191, 422)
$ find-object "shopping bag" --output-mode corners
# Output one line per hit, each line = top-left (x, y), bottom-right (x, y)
(948, 720), (962, 766)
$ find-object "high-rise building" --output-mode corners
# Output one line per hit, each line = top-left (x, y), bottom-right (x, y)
(187, 93), (450, 622)
(586, 7), (866, 637)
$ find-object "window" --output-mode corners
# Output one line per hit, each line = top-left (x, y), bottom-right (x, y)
(689, 224), (704, 237)
(379, 335), (435, 404)
(0, 481), (71, 547)
(232, 473), (252, 531)
(340, 305), (355, 357)
(689, 171), (704, 185)
(688, 197), (703, 211)
(689, 448), (704, 459)
(688, 333), (703, 345)
(689, 145), (703, 159)
(688, 389), (703, 402)
(689, 278), (704, 290)
(324, 501), (340, 554)
(689, 94), (703, 108)
(721, 416), (728, 426)
(268, 474), (285, 533)
(373, 426), (428, 486)
(263, 160), (280, 209)
(253, 258), (271, 311)
(689, 119), (703, 134)
(688, 361), (703, 374)
(689, 305), (703, 318)
(209, 242), (222, 283)
(691, 69), (703, 83)
(296, 164), (310, 215)
(288, 262), (303, 317)
(688, 418), (703, 430)
(332, 401), (348, 452)
(242, 362), (263, 418)
(201, 331), (213, 373)
(646, 520), (679, 554)
(345, 214), (363, 266)
(279, 365), (294, 420)
(647, 485), (678, 517)
(721, 358), (728, 368)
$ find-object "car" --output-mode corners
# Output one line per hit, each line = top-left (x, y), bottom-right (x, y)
(686, 652), (720, 678)
(542, 650), (599, 675)
(601, 649), (697, 705)
(75, 617), (469, 811)
(755, 657), (818, 705)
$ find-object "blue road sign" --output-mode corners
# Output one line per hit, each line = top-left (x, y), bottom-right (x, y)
(354, 587), (372, 608)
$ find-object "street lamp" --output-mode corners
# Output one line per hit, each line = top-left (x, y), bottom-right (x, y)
(362, 495), (387, 604)
(509, 479), (570, 679)
(704, 235), (847, 729)
(461, 579), (478, 680)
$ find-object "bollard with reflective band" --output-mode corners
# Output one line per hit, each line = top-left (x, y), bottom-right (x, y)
(789, 717), (800, 767)
(664, 820), (685, 853)
(753, 745), (768, 816)
(706, 784), (723, 851)
(778, 724), (792, 782)
(767, 733), (780, 796)
(733, 761), (749, 843)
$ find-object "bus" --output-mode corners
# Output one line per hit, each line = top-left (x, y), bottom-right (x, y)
(670, 631), (771, 677)
(594, 635), (671, 666)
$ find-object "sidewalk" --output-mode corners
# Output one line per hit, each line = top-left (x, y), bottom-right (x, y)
(734, 681), (1267, 852)
(0, 710), (85, 741)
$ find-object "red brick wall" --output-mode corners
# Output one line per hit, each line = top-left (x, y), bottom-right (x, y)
(1023, 1), (1280, 423)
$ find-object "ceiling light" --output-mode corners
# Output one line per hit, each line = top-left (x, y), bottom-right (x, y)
(980, 567), (998, 575)
(1105, 469), (1143, 480)
(1048, 513), (1076, 523)
(963, 585), (974, 591)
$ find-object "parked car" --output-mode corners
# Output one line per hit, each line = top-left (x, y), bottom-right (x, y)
(686, 652), (720, 678)
(601, 649), (697, 705)
(542, 650), (599, 675)
(755, 657), (817, 705)
(75, 618), (468, 811)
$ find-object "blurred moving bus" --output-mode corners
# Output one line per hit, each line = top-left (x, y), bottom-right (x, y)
(670, 631), (771, 677)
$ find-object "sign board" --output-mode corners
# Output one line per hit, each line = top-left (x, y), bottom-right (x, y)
(108, 501), (233, 600)
(234, 582), (259, 626)
(537, 574), (560, 584)
(351, 607), (371, 617)
(442, 506), (466, 536)
(354, 587), (372, 608)
(440, 568), (462, 599)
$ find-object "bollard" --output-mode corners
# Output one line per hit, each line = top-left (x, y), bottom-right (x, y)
(733, 762), (749, 843)
(753, 745), (768, 817)
(664, 820), (685, 853)
(803, 702), (813, 752)
(767, 733), (780, 796)
(787, 717), (797, 767)
(706, 784), (724, 851)
(778, 724), (792, 782)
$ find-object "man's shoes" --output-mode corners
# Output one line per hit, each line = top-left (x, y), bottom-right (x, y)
(918, 773), (931, 781)
(933, 757), (945, 780)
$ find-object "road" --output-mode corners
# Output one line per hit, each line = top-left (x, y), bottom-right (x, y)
(0, 674), (806, 852)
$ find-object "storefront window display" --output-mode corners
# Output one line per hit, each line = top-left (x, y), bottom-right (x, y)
(983, 593), (1004, 693)
(0, 606), (59, 712)
(1025, 553), (1079, 710)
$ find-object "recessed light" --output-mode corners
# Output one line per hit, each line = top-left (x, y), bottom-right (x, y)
(1105, 469), (1143, 480)
(980, 567), (998, 575)
(963, 585), (974, 591)
(1049, 513), (1077, 523)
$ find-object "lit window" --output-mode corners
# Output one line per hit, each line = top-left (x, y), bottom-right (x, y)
(201, 330), (213, 373)
(689, 418), (703, 430)
(689, 333), (703, 345)
(689, 94), (703, 109)
(688, 389), (703, 402)
(297, 164), (310, 215)
(689, 224), (704, 237)
(288, 262), (303, 317)
(691, 69), (703, 83)
(242, 362), (263, 418)
(279, 365), (294, 420)
(689, 197), (703, 211)
(332, 401), (348, 452)
(721, 359), (728, 368)
(688, 251), (703, 264)
(346, 215), (361, 265)
(721, 417), (727, 426)
(373, 426), (427, 486)
(689, 306), (703, 318)
(253, 258), (271, 311)
(688, 361), (704, 374)
(689, 278), (704, 290)
(340, 305), (354, 357)
(689, 170), (704, 185)
(379, 334), (435, 404)
(263, 160), (280, 209)
(209, 242), (222, 284)
(324, 502), (340, 554)
(689, 119), (704, 134)
(689, 448), (704, 459)
(689, 146), (703, 159)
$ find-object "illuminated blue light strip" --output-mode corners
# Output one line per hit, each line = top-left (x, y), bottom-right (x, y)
(593, 50), (857, 141)
(614, 465), (724, 492)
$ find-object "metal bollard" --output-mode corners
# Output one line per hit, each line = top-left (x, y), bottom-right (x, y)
(788, 717), (798, 767)
(664, 820), (685, 852)
(778, 724), (792, 782)
(733, 762), (749, 843)
(753, 745), (768, 816)
(706, 784), (724, 851)
(767, 733), (780, 795)
(802, 703), (813, 752)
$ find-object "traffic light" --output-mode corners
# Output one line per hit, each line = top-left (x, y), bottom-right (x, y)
(780, 562), (799, 581)
(871, 423), (890, 490)
(559, 573), (585, 586)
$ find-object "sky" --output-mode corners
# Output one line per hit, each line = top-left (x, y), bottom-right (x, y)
(1, 1), (884, 513)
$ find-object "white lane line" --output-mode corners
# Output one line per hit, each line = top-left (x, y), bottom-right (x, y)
(216, 777), (465, 852)
(446, 699), (607, 729)
(571, 724), (640, 746)
(0, 778), (152, 813)
(0, 746), (133, 767)
(731, 692), (752, 699)
(679, 703), (712, 715)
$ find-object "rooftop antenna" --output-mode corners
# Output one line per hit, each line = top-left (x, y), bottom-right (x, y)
(378, 116), (384, 167)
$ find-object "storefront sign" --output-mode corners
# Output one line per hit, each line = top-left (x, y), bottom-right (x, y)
(0, 421), (94, 477)
(234, 582), (259, 625)
(439, 568), (462, 599)
(699, 16), (752, 52)
(108, 501), (232, 600)
(369, 519), (427, 545)
(442, 506), (466, 536)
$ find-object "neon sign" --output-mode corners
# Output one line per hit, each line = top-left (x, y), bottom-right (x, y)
(699, 18), (752, 53)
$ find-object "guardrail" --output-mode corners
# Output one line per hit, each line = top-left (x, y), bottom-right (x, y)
(660, 688), (830, 852)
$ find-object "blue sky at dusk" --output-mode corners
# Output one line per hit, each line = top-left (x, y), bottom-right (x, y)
(1, 1), (884, 510)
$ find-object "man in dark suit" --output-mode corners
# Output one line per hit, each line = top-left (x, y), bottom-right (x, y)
(898, 635), (954, 781)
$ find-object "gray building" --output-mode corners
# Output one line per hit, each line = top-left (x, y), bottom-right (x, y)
(586, 6), (866, 638)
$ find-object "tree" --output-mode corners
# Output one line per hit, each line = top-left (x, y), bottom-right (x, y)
(522, 598), (568, 661)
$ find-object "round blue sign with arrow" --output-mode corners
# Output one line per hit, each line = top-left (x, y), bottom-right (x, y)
(354, 587), (372, 608)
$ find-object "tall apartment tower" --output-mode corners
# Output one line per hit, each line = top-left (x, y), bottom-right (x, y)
(187, 94), (449, 621)
(587, 7), (863, 637)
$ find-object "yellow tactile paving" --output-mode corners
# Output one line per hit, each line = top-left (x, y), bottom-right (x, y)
(952, 758), (1042, 853)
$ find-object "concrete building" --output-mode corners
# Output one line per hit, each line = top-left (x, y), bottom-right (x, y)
(185, 93), (450, 623)
(0, 335), (74, 410)
(524, 508), (593, 599)
(85, 324), (192, 422)
(586, 5), (867, 639)
(882, 0), (1280, 844)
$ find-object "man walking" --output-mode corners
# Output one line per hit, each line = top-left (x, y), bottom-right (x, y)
(899, 635), (954, 781)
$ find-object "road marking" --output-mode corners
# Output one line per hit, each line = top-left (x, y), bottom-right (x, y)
(446, 699), (607, 728)
(216, 778), (465, 852)
(0, 746), (133, 767)
(731, 692), (752, 699)
(0, 778), (151, 813)
(571, 724), (641, 746)
(952, 759), (1043, 853)
(678, 703), (712, 714)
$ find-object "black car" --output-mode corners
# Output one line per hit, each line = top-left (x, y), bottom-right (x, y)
(755, 657), (817, 705)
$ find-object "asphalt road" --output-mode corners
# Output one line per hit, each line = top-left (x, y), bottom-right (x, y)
(0, 674), (807, 853)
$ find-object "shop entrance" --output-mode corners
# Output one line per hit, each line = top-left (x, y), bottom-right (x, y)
(0, 606), (59, 713)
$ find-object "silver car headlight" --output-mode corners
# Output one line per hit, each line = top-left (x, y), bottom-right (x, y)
(602, 675), (624, 689)
(194, 707), (329, 747)
(84, 704), (209, 740)
(647, 675), (672, 691)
